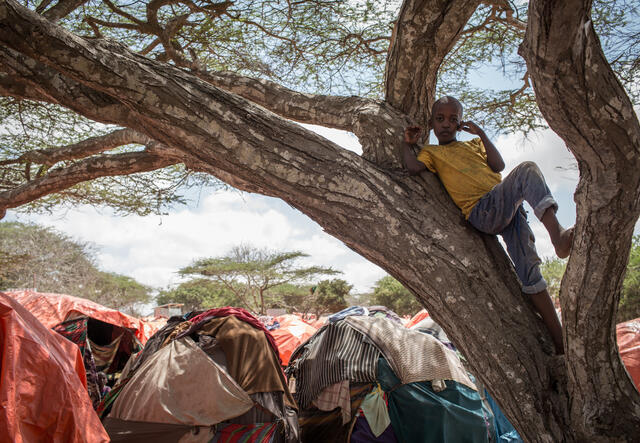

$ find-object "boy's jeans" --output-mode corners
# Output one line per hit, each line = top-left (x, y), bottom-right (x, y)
(467, 162), (557, 294)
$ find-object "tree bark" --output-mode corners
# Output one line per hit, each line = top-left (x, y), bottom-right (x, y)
(1, 0), (639, 440)
(520, 0), (640, 439)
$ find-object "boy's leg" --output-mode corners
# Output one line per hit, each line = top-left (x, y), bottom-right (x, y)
(469, 161), (573, 258)
(474, 205), (564, 354)
(530, 289), (564, 354)
(502, 209), (564, 354)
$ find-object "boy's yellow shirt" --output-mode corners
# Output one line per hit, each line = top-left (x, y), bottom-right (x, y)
(417, 137), (501, 219)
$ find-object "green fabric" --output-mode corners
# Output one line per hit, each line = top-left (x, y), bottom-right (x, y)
(376, 358), (494, 443)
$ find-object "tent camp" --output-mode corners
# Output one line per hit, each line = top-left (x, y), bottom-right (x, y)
(100, 307), (300, 442)
(6, 290), (153, 407)
(0, 292), (109, 442)
(287, 310), (496, 442)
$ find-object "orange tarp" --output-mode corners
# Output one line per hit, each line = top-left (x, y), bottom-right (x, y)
(0, 292), (109, 443)
(405, 309), (429, 328)
(617, 317), (640, 391)
(271, 314), (318, 366)
(5, 290), (156, 343)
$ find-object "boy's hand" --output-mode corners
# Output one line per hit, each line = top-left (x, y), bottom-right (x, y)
(404, 126), (422, 144)
(459, 121), (484, 136)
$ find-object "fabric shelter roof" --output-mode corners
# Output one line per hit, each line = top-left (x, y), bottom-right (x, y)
(0, 292), (109, 442)
(5, 290), (155, 343)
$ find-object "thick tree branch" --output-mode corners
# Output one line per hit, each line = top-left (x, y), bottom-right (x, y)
(0, 128), (152, 166)
(0, 149), (179, 214)
(384, 0), (481, 127)
(521, 0), (640, 438)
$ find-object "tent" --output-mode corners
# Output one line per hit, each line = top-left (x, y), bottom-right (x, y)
(405, 309), (430, 328)
(6, 290), (156, 342)
(0, 292), (109, 442)
(6, 290), (151, 407)
(617, 317), (640, 391)
(269, 314), (318, 366)
(101, 307), (300, 442)
(287, 310), (496, 442)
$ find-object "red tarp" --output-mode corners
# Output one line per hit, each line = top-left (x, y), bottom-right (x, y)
(271, 314), (318, 366)
(5, 290), (156, 343)
(0, 292), (109, 442)
(617, 317), (640, 391)
(405, 309), (429, 328)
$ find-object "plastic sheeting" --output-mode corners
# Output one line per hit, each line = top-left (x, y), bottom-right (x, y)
(271, 314), (318, 366)
(5, 290), (156, 343)
(405, 309), (429, 328)
(109, 337), (253, 425)
(377, 358), (493, 443)
(617, 317), (640, 391)
(0, 292), (109, 443)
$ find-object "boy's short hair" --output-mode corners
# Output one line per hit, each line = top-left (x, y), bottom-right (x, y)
(432, 96), (463, 117)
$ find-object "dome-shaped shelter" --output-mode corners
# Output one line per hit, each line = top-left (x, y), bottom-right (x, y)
(6, 290), (151, 408)
(101, 307), (300, 442)
(0, 292), (109, 442)
(287, 313), (495, 442)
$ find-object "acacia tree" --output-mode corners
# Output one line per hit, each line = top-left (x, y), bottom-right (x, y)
(179, 245), (338, 314)
(1, 0), (639, 440)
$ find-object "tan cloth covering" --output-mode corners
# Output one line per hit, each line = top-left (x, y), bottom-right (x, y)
(196, 316), (296, 408)
(345, 316), (476, 390)
(109, 337), (253, 425)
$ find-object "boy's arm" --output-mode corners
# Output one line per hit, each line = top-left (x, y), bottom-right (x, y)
(402, 126), (427, 175)
(460, 121), (505, 173)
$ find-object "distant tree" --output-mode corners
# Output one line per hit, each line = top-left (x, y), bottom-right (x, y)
(179, 245), (339, 314)
(313, 279), (351, 316)
(92, 271), (152, 315)
(370, 275), (422, 316)
(0, 221), (99, 293)
(619, 236), (640, 322)
(156, 278), (240, 312)
(539, 258), (567, 307)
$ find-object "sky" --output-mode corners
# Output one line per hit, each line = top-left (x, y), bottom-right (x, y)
(5, 122), (581, 296)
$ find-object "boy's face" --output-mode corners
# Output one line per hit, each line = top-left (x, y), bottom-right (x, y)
(431, 102), (461, 145)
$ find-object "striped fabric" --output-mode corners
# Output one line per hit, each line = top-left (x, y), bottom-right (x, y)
(288, 321), (380, 409)
(214, 422), (278, 442)
(345, 316), (476, 389)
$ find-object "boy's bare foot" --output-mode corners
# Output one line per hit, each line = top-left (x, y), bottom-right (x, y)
(553, 227), (574, 259)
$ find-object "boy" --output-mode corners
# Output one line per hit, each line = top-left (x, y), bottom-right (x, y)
(402, 96), (572, 354)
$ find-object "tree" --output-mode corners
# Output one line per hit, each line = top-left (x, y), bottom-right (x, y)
(1, 0), (639, 439)
(0, 221), (153, 310)
(619, 236), (640, 322)
(539, 258), (567, 306)
(0, 221), (99, 292)
(178, 245), (338, 314)
(370, 275), (422, 316)
(313, 278), (351, 316)
(91, 271), (152, 315)
(156, 278), (240, 312)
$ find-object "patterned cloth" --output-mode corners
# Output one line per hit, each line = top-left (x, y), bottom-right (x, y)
(53, 317), (102, 409)
(312, 379), (351, 424)
(345, 316), (475, 389)
(288, 321), (380, 408)
(214, 422), (278, 443)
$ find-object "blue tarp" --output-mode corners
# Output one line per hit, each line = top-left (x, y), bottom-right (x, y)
(376, 358), (495, 443)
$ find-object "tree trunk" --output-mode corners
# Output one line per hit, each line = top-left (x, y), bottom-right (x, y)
(1, 0), (639, 440)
